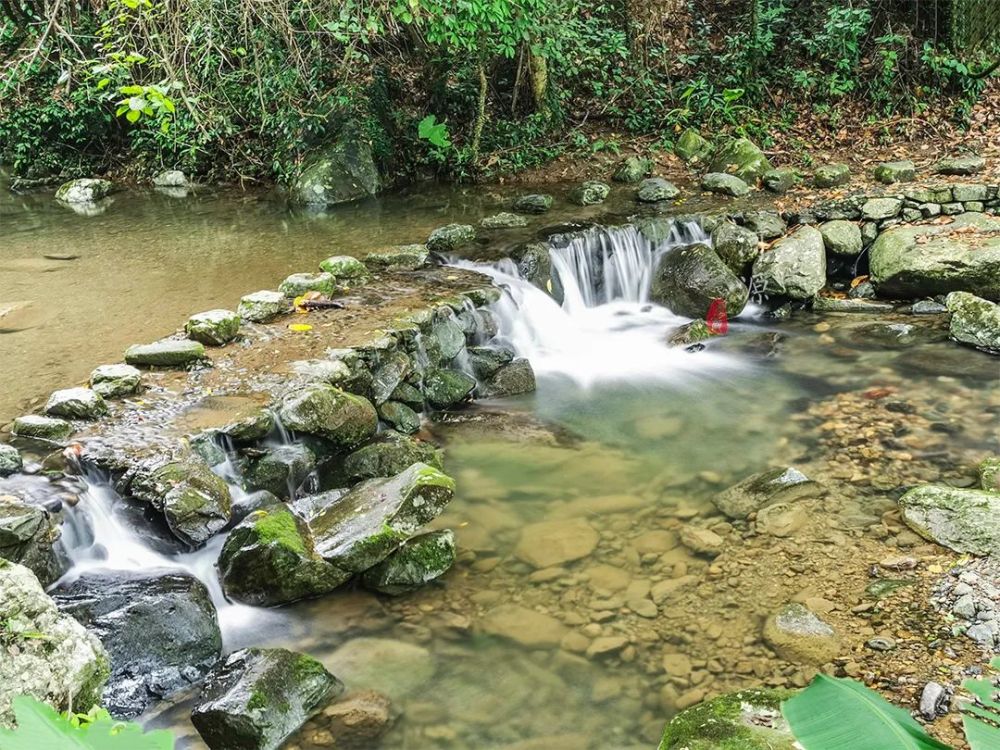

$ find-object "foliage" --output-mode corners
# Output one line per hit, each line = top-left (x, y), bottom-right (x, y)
(959, 657), (1000, 750)
(0, 696), (174, 750)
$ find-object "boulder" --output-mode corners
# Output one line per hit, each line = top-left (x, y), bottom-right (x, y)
(245, 444), (316, 498)
(612, 156), (652, 183)
(279, 272), (337, 298)
(569, 180), (610, 206)
(342, 431), (442, 482)
(378, 401), (421, 434)
(238, 290), (292, 323)
(667, 320), (714, 348)
(741, 210), (787, 240)
(44, 387), (107, 420)
(861, 197), (903, 221)
(0, 561), (109, 728)
(361, 529), (456, 595)
(52, 569), (220, 718)
(934, 154), (985, 175)
(427, 224), (475, 253)
(291, 139), (380, 206)
(219, 506), (350, 606)
(637, 178), (680, 202)
(0, 444), (22, 476)
(466, 345), (515, 379)
(363, 244), (429, 271)
(762, 602), (840, 664)
(429, 312), (466, 361)
(707, 138), (772, 182)
(423, 368), (476, 408)
(477, 358), (536, 398)
(152, 170), (187, 187)
(701, 173), (749, 197)
(873, 160), (916, 184)
(55, 178), (114, 204)
(711, 221), (759, 272)
(512, 194), (554, 214)
(89, 364), (142, 398)
(650, 243), (748, 318)
(899, 485), (1000, 555)
(276, 384), (378, 449)
(11, 415), (73, 443)
(186, 309), (241, 346)
(869, 213), (1000, 300)
(327, 638), (434, 700)
(0, 492), (62, 584)
(481, 212), (528, 229)
(813, 163), (851, 188)
(513, 517), (599, 568)
(219, 407), (275, 443)
(310, 462), (455, 572)
(125, 338), (207, 367)
(319, 255), (368, 281)
(192, 647), (343, 750)
(658, 688), (796, 750)
(945, 291), (1000, 353)
(510, 242), (553, 291)
(819, 220), (862, 256)
(674, 128), (712, 163)
(752, 225), (826, 300)
(762, 168), (799, 194)
(713, 467), (821, 519)
(979, 458), (1000, 493)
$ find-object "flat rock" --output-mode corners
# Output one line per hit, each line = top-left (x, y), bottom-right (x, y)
(479, 604), (567, 648)
(899, 485), (1000, 555)
(762, 602), (840, 665)
(513, 518), (599, 568)
(713, 467), (820, 519)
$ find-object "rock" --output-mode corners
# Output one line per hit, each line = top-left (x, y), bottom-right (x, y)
(363, 244), (429, 271)
(186, 309), (241, 346)
(52, 569), (220, 718)
(342, 431), (442, 482)
(741, 210), (787, 239)
(429, 312), (466, 361)
(477, 358), (536, 398)
(934, 154), (985, 175)
(0, 444), (22, 477)
(466, 345), (515, 379)
(979, 457), (1000, 493)
(11, 415), (73, 443)
(279, 272), (337, 298)
(89, 364), (141, 398)
(245, 444), (316, 498)
(378, 401), (421, 434)
(701, 173), (750, 197)
(899, 485), (1000, 555)
(667, 320), (714, 348)
(512, 194), (554, 214)
(238, 290), (291, 323)
(952, 184), (990, 202)
(762, 602), (840, 664)
(55, 178), (114, 204)
(192, 647), (342, 750)
(427, 224), (476, 253)
(311, 463), (455, 572)
(813, 163), (851, 188)
(756, 502), (808, 537)
(152, 170), (187, 187)
(658, 688), (796, 750)
(481, 212), (528, 228)
(762, 168), (800, 194)
(361, 529), (455, 595)
(319, 690), (392, 748)
(713, 467), (821, 519)
(276, 384), (378, 449)
(707, 138), (772, 182)
(319, 255), (368, 281)
(819, 220), (862, 256)
(637, 177), (680, 202)
(423, 368), (476, 408)
(812, 296), (895, 313)
(510, 242), (553, 291)
(513, 518), (599, 568)
(368, 351), (411, 406)
(874, 160), (916, 184)
(679, 526), (724, 556)
(219, 407), (275, 443)
(586, 636), (628, 658)
(946, 291), (1000, 353)
(752, 225), (826, 300)
(870, 213), (1000, 300)
(569, 180), (611, 205)
(125, 338), (208, 367)
(650, 243), (748, 318)
(674, 128), (712, 163)
(711, 221), (759, 272)
(861, 197), (903, 221)
(480, 604), (567, 648)
(328, 638), (434, 700)
(612, 156), (652, 183)
(919, 682), (950, 721)
(44, 387), (107, 420)
(0, 493), (62, 583)
(291, 139), (380, 206)
(0, 561), (109, 728)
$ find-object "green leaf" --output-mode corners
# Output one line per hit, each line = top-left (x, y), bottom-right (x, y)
(0, 697), (173, 750)
(417, 114), (451, 148)
(783, 675), (952, 750)
(960, 657), (1000, 750)
(125, 109), (141, 123)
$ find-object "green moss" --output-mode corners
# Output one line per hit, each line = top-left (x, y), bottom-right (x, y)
(659, 688), (795, 750)
(253, 509), (308, 556)
(414, 465), (457, 493)
(247, 689), (268, 711)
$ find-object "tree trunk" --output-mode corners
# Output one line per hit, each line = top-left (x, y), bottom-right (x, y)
(469, 62), (487, 168)
(529, 50), (549, 116)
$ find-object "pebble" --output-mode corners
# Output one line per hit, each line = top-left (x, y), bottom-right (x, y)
(586, 636), (629, 658)
(865, 636), (896, 652)
(919, 682), (950, 720)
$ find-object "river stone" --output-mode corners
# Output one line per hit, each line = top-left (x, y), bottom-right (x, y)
(711, 221), (759, 272)
(44, 387), (107, 420)
(89, 363), (141, 398)
(477, 358), (537, 398)
(427, 224), (476, 253)
(245, 444), (316, 499)
(514, 517), (599, 568)
(612, 156), (652, 183)
(762, 602), (840, 665)
(378, 401), (421, 434)
(467, 345), (515, 379)
(708, 137), (772, 182)
(55, 178), (114, 203)
(650, 243), (749, 318)
(874, 160), (916, 184)
(52, 569), (220, 718)
(637, 178), (680, 203)
(370, 351), (411, 406)
(861, 197), (903, 221)
(186, 309), (241, 346)
(423, 368), (476, 408)
(0, 493), (62, 584)
(238, 290), (291, 323)
(512, 194), (554, 214)
(430, 311), (466, 361)
(0, 561), (109, 728)
(946, 291), (1000, 353)
(702, 173), (749, 197)
(713, 467), (820, 519)
(192, 647), (342, 750)
(361, 529), (456, 595)
(979, 458), (1000, 493)
(762, 168), (799, 194)
(152, 169), (187, 187)
(0, 444), (22, 476)
(481, 211), (528, 228)
(869, 212), (1000, 300)
(279, 272), (336, 298)
(220, 506), (349, 606)
(752, 225), (826, 300)
(899, 485), (1000, 555)
(480, 604), (568, 648)
(813, 163), (851, 188)
(311, 462), (455, 572)
(291, 139), (380, 206)
(819, 220), (862, 256)
(11, 415), (73, 442)
(756, 502), (809, 538)
(953, 184), (990, 202)
(328, 638), (434, 700)
(935, 154), (985, 175)
(125, 338), (208, 367)
(741, 210), (787, 240)
(657, 688), (796, 750)
(342, 431), (442, 483)
(319, 255), (368, 281)
(675, 128), (712, 163)
(570, 180), (611, 205)
(363, 244), (429, 271)
(511, 242), (554, 292)
(314, 690), (391, 747)
(276, 384), (378, 449)
(219, 407), (275, 443)
(667, 320), (714, 348)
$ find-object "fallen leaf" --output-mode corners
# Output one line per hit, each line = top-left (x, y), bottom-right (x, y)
(288, 323), (313, 332)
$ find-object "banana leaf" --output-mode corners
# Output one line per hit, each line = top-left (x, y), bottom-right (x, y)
(960, 657), (1000, 750)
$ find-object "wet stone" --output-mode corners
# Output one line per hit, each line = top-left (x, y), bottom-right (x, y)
(363, 244), (428, 271)
(481, 212), (528, 229)
(512, 194), (554, 214)
(185, 309), (241, 346)
(125, 338), (207, 367)
(0, 444), (22, 476)
(637, 178), (680, 203)
(245, 443), (316, 499)
(480, 604), (567, 648)
(360, 529), (456, 595)
(427, 224), (476, 253)
(513, 518), (599, 568)
(89, 364), (142, 398)
(569, 180), (611, 206)
(11, 415), (73, 443)
(377, 401), (421, 434)
(702, 172), (749, 197)
(713, 467), (820, 519)
(762, 602), (840, 665)
(44, 387), (107, 420)
(319, 255), (368, 281)
(238, 290), (291, 323)
(279, 272), (337, 298)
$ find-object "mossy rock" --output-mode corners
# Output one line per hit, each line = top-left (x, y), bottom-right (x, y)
(291, 138), (380, 206)
(185, 309), (241, 346)
(0, 444), (22, 477)
(44, 387), (107, 420)
(363, 244), (429, 271)
(11, 415), (73, 443)
(701, 173), (749, 197)
(238, 290), (291, 323)
(279, 272), (337, 298)
(319, 255), (369, 281)
(899, 484), (1000, 554)
(637, 177), (680, 203)
(245, 444), (316, 499)
(427, 224), (476, 253)
(569, 180), (610, 206)
(89, 364), (142, 398)
(612, 156), (652, 183)
(276, 384), (378, 449)
(674, 128), (712, 163)
(125, 338), (207, 367)
(658, 688), (796, 750)
(361, 529), (456, 595)
(512, 194), (553, 214)
(946, 291), (1000, 353)
(707, 138), (772, 182)
(813, 163), (851, 188)
(341, 431), (442, 482)
(481, 212), (528, 229)
(423, 368), (476, 409)
(650, 242), (748, 318)
(377, 401), (421, 434)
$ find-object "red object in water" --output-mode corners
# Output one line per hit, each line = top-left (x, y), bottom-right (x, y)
(706, 298), (729, 335)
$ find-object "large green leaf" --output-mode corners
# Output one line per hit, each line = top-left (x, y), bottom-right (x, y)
(782, 675), (952, 750)
(960, 657), (1000, 750)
